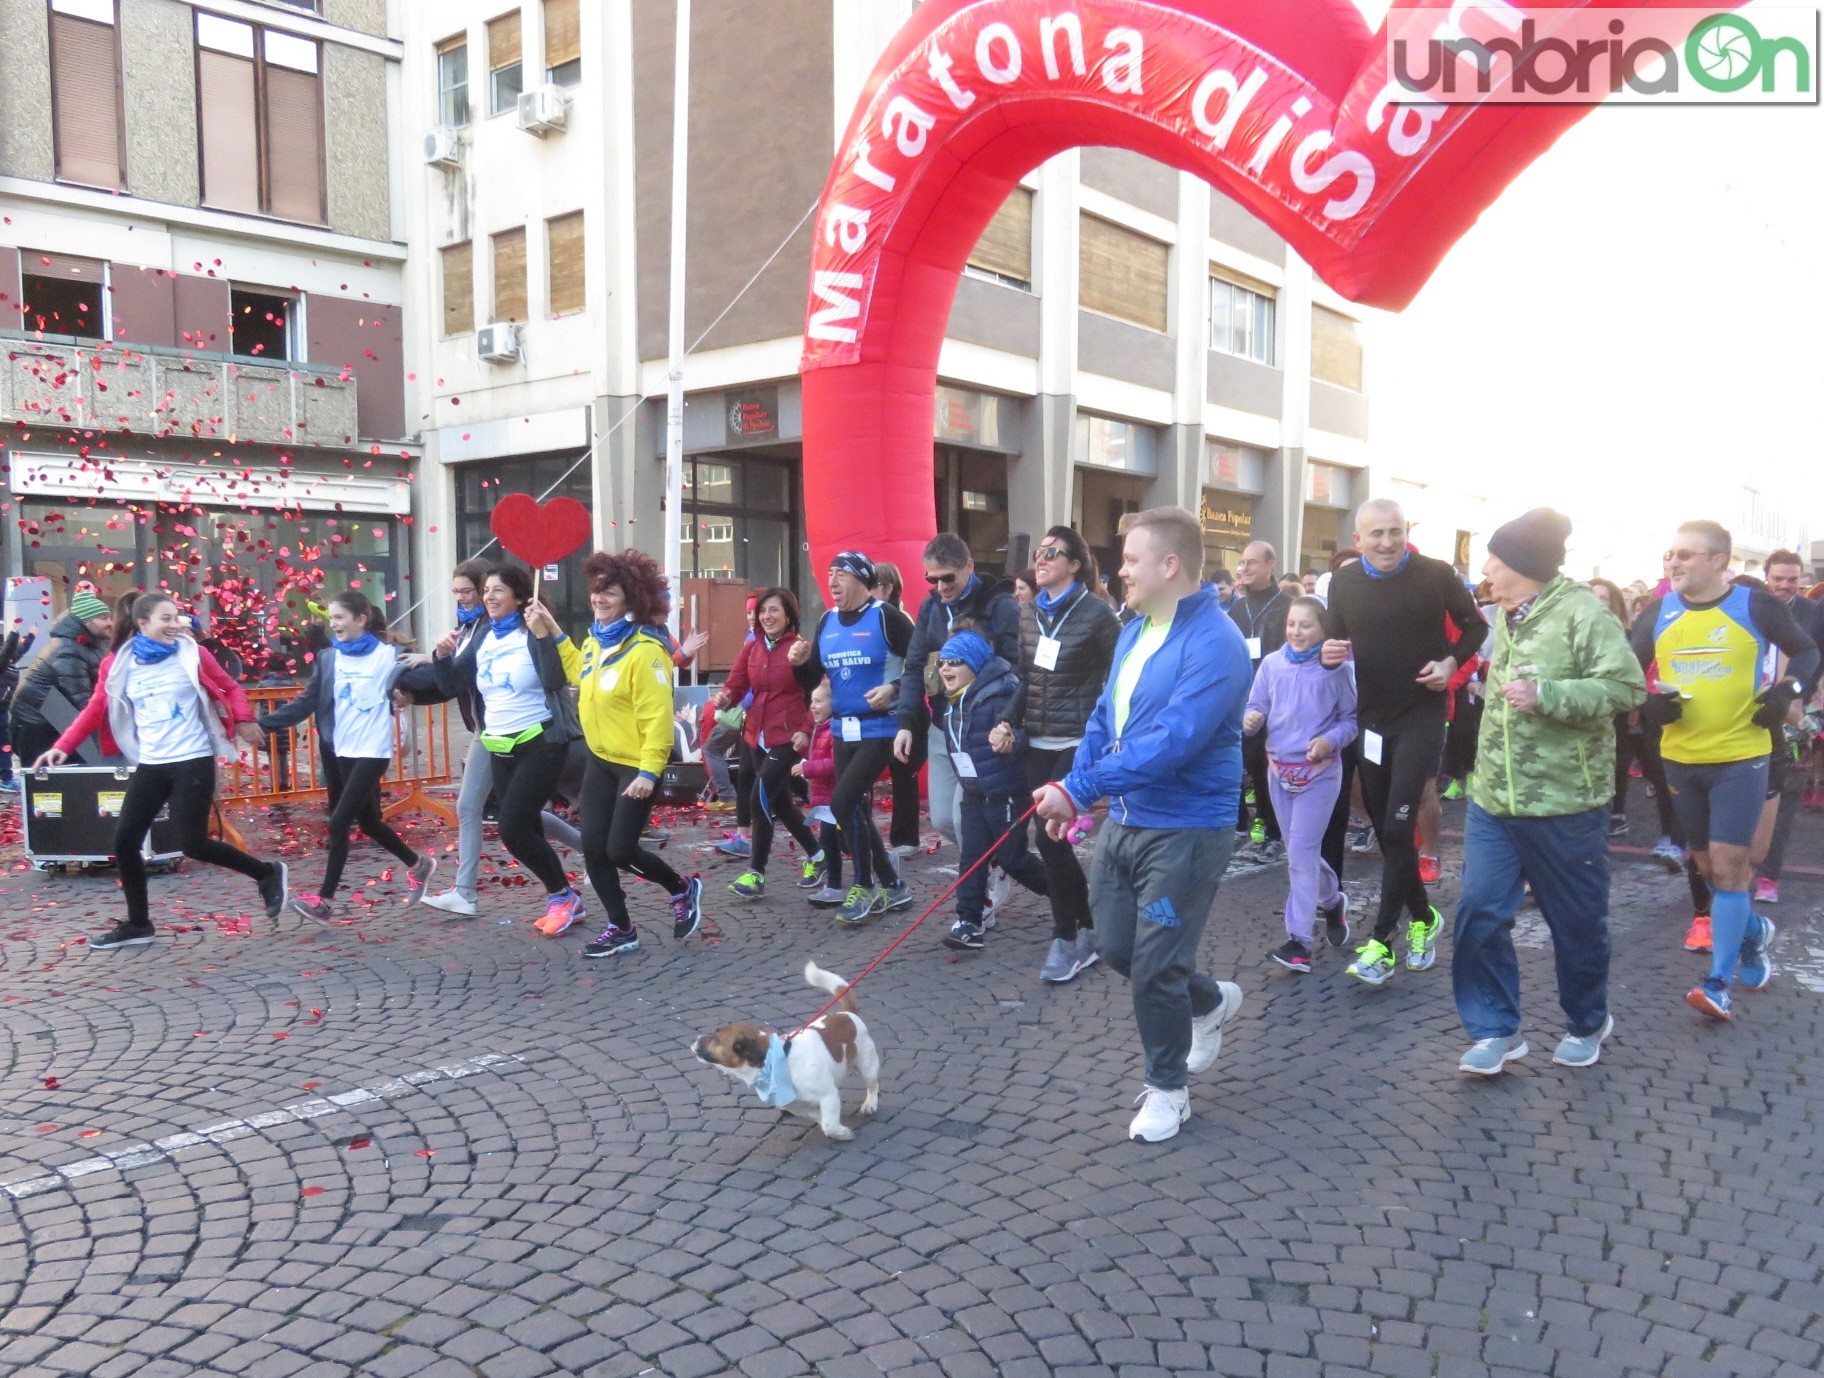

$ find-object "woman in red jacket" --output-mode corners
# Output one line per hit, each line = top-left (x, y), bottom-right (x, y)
(35, 592), (290, 949)
(712, 587), (822, 900)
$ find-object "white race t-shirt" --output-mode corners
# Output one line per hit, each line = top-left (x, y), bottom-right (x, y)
(331, 646), (398, 759)
(475, 629), (550, 736)
(126, 656), (214, 764)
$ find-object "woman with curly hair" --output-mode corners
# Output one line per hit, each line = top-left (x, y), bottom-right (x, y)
(568, 549), (703, 957)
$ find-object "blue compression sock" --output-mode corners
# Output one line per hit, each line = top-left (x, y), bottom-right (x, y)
(1709, 890), (1752, 984)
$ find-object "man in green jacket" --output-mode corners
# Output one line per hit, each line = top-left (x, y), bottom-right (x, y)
(1454, 509), (1647, 1076)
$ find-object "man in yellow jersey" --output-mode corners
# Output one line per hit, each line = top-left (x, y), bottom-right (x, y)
(1034, 507), (1254, 1143)
(1631, 521), (1818, 1021)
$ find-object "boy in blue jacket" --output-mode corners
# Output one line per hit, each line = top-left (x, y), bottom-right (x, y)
(1034, 506), (1254, 1143)
(935, 628), (1050, 951)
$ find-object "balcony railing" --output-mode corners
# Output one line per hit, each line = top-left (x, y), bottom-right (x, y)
(0, 333), (359, 448)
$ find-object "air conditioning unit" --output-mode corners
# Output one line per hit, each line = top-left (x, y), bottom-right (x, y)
(516, 85), (569, 136)
(476, 322), (520, 364)
(422, 126), (462, 169)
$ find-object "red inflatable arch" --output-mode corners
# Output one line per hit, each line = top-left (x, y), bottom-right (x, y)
(797, 0), (1733, 579)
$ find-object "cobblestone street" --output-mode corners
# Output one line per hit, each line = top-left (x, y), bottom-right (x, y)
(3, 795), (1822, 1378)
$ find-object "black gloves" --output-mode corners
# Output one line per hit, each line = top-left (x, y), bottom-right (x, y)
(1639, 691), (1684, 727)
(1752, 681), (1800, 730)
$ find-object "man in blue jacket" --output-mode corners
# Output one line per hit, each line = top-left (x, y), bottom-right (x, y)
(1035, 506), (1253, 1143)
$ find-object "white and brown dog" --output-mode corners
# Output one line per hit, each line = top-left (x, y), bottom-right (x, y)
(690, 961), (881, 1140)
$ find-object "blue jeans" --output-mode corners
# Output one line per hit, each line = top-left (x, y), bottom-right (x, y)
(1452, 803), (1611, 1040)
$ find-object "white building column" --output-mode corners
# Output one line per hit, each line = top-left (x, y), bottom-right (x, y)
(1012, 149), (1080, 542)
(1266, 253), (1315, 563)
(596, 0), (651, 554)
(1160, 171), (1211, 515)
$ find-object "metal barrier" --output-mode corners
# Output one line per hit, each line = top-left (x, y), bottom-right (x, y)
(213, 687), (460, 849)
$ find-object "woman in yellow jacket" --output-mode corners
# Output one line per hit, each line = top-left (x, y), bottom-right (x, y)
(557, 549), (704, 957)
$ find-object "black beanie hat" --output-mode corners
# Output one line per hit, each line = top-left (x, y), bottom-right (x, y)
(1488, 508), (1572, 583)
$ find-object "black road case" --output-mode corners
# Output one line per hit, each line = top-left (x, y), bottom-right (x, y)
(22, 766), (185, 871)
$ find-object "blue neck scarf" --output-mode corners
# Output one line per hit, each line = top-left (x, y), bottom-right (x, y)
(131, 632), (178, 665)
(1362, 549), (1413, 580)
(455, 603), (485, 627)
(753, 1034), (798, 1108)
(488, 612), (525, 639)
(1284, 643), (1322, 665)
(1035, 581), (1079, 613)
(336, 631), (381, 657)
(590, 617), (638, 651)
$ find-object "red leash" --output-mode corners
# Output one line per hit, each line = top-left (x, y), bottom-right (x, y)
(789, 799), (1046, 1036)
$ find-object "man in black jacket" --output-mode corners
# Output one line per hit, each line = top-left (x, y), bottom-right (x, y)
(893, 533), (1020, 846)
(1228, 540), (1290, 860)
(9, 593), (113, 767)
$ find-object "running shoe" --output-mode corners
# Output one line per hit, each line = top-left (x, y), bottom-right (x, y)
(797, 856), (827, 890)
(1752, 876), (1779, 905)
(807, 884), (846, 907)
(1129, 1085), (1190, 1143)
(943, 920), (984, 952)
(1255, 839), (1286, 865)
(833, 886), (878, 926)
(1406, 906), (1443, 970)
(1270, 939), (1312, 973)
(728, 871), (765, 901)
(582, 923), (639, 958)
(423, 889), (478, 916)
(1458, 1034), (1528, 1077)
(1320, 893), (1351, 949)
(1186, 982), (1244, 1073)
(1248, 818), (1267, 845)
(292, 894), (334, 924)
(713, 834), (751, 858)
(536, 889), (585, 936)
(1418, 854), (1442, 886)
(1073, 928), (1099, 972)
(1551, 1015), (1615, 1068)
(1346, 939), (1396, 986)
(90, 920), (155, 950)
(1650, 836), (1685, 871)
(407, 854), (438, 902)
(258, 861), (289, 920)
(1686, 978), (1731, 1021)
(1349, 823), (1376, 854)
(1041, 937), (1083, 983)
(671, 876), (704, 940)
(878, 877), (914, 912)
(980, 864), (1011, 928)
(1607, 813), (1631, 838)
(1737, 915), (1775, 990)
(1684, 914), (1712, 953)
(1442, 778), (1465, 801)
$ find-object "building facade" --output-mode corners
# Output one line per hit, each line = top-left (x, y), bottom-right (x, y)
(0, 0), (409, 665)
(401, 0), (1371, 649)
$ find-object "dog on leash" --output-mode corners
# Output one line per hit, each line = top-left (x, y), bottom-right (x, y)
(690, 961), (881, 1140)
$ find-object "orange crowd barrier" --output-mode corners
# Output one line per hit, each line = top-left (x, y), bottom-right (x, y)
(212, 687), (461, 849)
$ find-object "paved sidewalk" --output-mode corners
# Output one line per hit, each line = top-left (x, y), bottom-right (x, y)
(3, 794), (1822, 1378)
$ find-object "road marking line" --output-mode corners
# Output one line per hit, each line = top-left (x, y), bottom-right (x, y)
(2, 1052), (521, 1200)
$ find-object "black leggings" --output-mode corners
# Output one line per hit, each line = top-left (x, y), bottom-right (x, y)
(1238, 730), (1281, 841)
(320, 756), (419, 899)
(1025, 744), (1093, 940)
(888, 726), (926, 850)
(1360, 717), (1446, 941)
(488, 734), (571, 894)
(1443, 693), (1482, 781)
(831, 737), (898, 889)
(1612, 719), (1682, 842)
(741, 741), (820, 874)
(580, 755), (685, 925)
(116, 756), (272, 929)
(1320, 739), (1360, 884)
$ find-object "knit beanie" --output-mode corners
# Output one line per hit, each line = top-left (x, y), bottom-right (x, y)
(829, 551), (875, 587)
(938, 629), (992, 675)
(1487, 508), (1571, 583)
(69, 592), (110, 623)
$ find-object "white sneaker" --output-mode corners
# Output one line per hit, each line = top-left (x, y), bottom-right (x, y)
(1129, 1085), (1190, 1142)
(423, 889), (478, 916)
(1186, 981), (1244, 1074)
(981, 863), (1012, 929)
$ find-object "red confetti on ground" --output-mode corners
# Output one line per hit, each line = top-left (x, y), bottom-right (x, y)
(78, 1129), (101, 1139)
(347, 1137), (371, 1150)
(414, 1149), (434, 1157)
(302, 1082), (321, 1090)
(300, 1186), (326, 1197)
(43, 1076), (59, 1089)
(273, 1031), (290, 1039)
(34, 1125), (56, 1133)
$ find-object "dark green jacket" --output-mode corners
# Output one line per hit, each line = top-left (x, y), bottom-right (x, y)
(1473, 576), (1647, 818)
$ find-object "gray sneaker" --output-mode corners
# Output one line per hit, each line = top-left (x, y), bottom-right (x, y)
(1041, 938), (1083, 984)
(833, 886), (878, 926)
(1073, 928), (1099, 972)
(877, 877), (914, 912)
(1458, 1033), (1529, 1076)
(1254, 839), (1286, 865)
(1551, 1014), (1614, 1067)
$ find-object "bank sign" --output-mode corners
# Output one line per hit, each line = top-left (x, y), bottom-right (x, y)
(1386, 5), (1819, 104)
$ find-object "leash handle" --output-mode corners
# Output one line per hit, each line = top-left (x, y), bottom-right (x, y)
(789, 798), (1046, 1036)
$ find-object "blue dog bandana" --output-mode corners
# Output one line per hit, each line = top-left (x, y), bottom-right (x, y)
(752, 1035), (797, 1107)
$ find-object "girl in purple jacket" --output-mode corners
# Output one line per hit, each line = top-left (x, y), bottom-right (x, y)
(1244, 597), (1359, 971)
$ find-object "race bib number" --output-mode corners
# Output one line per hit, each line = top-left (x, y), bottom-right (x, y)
(840, 716), (862, 742)
(1246, 637), (1263, 661)
(1034, 636), (1061, 671)
(1362, 730), (1383, 765)
(951, 751), (978, 779)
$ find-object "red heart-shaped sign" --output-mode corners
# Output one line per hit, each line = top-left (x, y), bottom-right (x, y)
(489, 494), (593, 569)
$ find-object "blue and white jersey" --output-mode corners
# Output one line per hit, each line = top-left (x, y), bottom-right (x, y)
(331, 646), (399, 759)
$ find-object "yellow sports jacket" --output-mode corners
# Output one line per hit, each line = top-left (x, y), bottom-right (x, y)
(565, 629), (676, 777)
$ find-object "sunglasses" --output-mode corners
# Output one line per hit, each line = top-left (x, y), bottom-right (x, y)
(937, 658), (968, 669)
(924, 571), (962, 587)
(1035, 545), (1067, 561)
(1666, 547), (1718, 562)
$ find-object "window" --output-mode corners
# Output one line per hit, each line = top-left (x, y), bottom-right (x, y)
(1078, 214), (1169, 332)
(1209, 271), (1276, 365)
(544, 0), (580, 85)
(49, 0), (123, 190)
(1312, 306), (1364, 390)
(19, 252), (107, 340)
(487, 10), (523, 115)
(965, 187), (1033, 291)
(230, 287), (297, 361)
(441, 242), (474, 335)
(681, 455), (798, 591)
(546, 212), (584, 316)
(491, 228), (527, 322)
(436, 35), (469, 126)
(196, 14), (324, 223)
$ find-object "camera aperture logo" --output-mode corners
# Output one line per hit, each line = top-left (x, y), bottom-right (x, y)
(1387, 4), (1819, 105)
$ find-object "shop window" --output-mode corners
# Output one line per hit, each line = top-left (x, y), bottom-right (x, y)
(49, 0), (124, 190)
(1210, 270), (1276, 364)
(544, 0), (580, 86)
(436, 34), (469, 126)
(681, 455), (797, 593)
(230, 286), (297, 362)
(966, 187), (1033, 291)
(1079, 214), (1169, 332)
(1312, 306), (1364, 390)
(454, 452), (593, 634)
(19, 252), (106, 340)
(488, 10), (523, 115)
